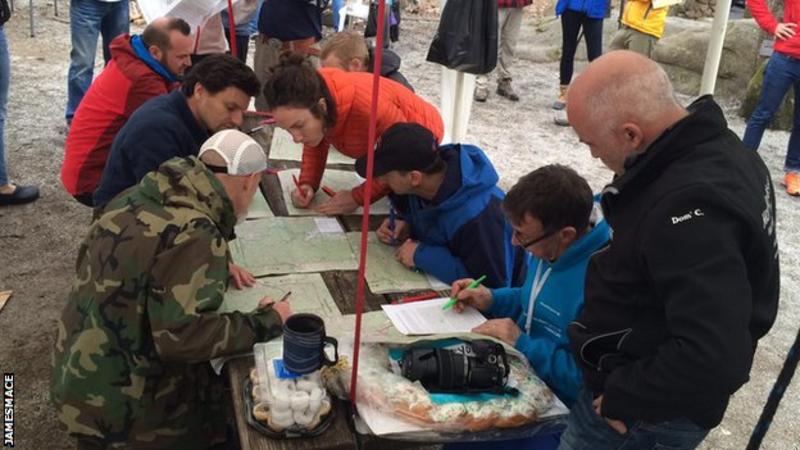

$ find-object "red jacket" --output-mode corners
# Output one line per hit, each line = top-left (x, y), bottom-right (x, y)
(61, 34), (178, 196)
(299, 68), (444, 204)
(748, 0), (800, 59)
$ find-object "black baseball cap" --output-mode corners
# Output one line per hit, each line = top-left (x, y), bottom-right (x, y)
(355, 123), (440, 178)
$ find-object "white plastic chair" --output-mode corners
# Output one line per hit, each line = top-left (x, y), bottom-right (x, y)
(337, 0), (370, 32)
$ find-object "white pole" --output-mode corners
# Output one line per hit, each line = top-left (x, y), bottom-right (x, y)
(699, 0), (733, 95)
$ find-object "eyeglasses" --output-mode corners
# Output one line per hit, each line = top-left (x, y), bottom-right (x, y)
(515, 228), (557, 249)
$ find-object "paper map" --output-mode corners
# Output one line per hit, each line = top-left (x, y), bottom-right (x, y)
(268, 127), (353, 165)
(218, 273), (341, 319)
(229, 217), (358, 276)
(346, 232), (449, 294)
(278, 168), (391, 216)
(246, 190), (274, 219)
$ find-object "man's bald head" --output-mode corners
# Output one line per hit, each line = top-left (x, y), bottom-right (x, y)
(142, 16), (193, 76)
(566, 51), (687, 174)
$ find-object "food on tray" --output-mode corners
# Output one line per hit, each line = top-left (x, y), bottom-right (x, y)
(249, 364), (332, 432)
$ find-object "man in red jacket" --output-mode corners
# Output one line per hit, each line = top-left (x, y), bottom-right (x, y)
(744, 0), (800, 196)
(61, 16), (193, 206)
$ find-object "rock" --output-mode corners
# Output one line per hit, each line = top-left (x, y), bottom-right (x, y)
(739, 58), (794, 131)
(653, 18), (761, 98)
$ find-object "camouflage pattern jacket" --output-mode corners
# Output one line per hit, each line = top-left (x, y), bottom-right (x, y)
(51, 156), (282, 449)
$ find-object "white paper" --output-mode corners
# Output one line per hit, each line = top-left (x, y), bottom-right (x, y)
(315, 217), (344, 234)
(380, 298), (487, 335)
(139, 0), (236, 28)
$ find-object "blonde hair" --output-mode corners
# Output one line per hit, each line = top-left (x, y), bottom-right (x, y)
(320, 31), (369, 67)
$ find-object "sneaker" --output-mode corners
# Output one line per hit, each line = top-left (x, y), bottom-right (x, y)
(497, 79), (519, 101)
(474, 85), (489, 102)
(0, 184), (40, 206)
(786, 171), (800, 196)
(553, 109), (570, 127)
(552, 85), (568, 110)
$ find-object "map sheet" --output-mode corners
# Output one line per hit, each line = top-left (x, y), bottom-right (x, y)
(229, 217), (358, 276)
(346, 232), (449, 294)
(218, 273), (341, 319)
(278, 168), (391, 216)
(268, 127), (353, 165)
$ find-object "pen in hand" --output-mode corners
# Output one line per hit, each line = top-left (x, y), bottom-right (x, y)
(442, 275), (487, 311)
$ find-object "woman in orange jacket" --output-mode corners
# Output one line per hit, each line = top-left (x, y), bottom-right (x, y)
(262, 54), (444, 215)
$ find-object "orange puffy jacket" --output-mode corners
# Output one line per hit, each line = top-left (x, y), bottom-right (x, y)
(299, 67), (444, 204)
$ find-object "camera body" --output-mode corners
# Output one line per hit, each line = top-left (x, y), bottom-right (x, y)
(400, 340), (510, 394)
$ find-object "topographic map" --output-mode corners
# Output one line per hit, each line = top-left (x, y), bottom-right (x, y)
(229, 217), (358, 276)
(346, 232), (449, 294)
(218, 273), (341, 319)
(278, 168), (391, 216)
(246, 190), (274, 219)
(268, 127), (353, 165)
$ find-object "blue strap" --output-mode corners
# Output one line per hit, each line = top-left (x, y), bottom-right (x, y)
(130, 35), (180, 83)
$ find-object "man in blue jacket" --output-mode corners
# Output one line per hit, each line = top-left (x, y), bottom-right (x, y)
(448, 164), (610, 450)
(354, 123), (526, 289)
(451, 164), (609, 407)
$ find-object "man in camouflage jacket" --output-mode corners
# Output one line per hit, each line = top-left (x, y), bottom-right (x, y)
(51, 131), (287, 449)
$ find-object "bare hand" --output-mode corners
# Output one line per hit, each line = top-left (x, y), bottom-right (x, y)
(450, 278), (493, 312)
(376, 218), (409, 245)
(314, 190), (358, 215)
(394, 239), (419, 268)
(775, 22), (797, 40)
(257, 295), (293, 323)
(471, 318), (521, 346)
(291, 184), (315, 208)
(592, 395), (628, 435)
(228, 262), (256, 289)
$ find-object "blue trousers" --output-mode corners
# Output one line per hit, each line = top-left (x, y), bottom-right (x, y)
(557, 389), (708, 450)
(742, 51), (800, 172)
(65, 0), (129, 121)
(0, 25), (9, 185)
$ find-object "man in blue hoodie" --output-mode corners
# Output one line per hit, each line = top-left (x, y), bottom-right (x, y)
(354, 122), (526, 289)
(448, 164), (610, 449)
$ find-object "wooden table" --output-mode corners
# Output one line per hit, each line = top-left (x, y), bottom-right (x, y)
(227, 121), (435, 450)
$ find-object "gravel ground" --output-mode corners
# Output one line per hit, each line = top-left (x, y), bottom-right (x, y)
(0, 3), (797, 449)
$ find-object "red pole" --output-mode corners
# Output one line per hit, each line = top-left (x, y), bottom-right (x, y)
(349, 0), (387, 407)
(226, 0), (238, 59)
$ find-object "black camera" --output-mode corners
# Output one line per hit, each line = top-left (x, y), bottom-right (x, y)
(400, 340), (510, 394)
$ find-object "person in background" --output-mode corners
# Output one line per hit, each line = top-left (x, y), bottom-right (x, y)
(254, 0), (327, 110)
(65, 0), (129, 125)
(262, 54), (442, 215)
(221, 0), (263, 64)
(0, 0), (38, 205)
(743, 0), (800, 195)
(474, 0), (533, 102)
(552, 0), (607, 110)
(320, 30), (413, 91)
(61, 17), (193, 207)
(355, 123), (527, 288)
(608, 0), (668, 59)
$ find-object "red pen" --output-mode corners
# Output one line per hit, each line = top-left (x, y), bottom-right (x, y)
(394, 292), (439, 304)
(292, 174), (301, 190)
(321, 185), (336, 197)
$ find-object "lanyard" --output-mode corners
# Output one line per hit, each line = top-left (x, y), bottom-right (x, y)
(524, 261), (552, 335)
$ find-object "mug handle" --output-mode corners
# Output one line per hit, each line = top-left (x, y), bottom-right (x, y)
(321, 336), (339, 366)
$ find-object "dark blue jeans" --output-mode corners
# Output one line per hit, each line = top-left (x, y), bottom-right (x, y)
(742, 51), (800, 172)
(65, 0), (129, 121)
(558, 389), (709, 450)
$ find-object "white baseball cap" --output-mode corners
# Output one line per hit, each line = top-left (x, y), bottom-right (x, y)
(198, 129), (268, 175)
